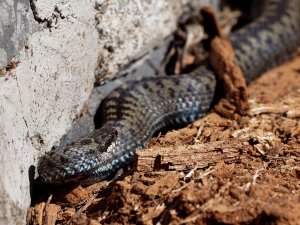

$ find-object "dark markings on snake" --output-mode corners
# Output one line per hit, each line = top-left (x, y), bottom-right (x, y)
(80, 138), (93, 145)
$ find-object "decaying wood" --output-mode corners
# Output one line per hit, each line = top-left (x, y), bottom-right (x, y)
(50, 184), (90, 205)
(213, 98), (238, 119)
(210, 37), (249, 115)
(27, 202), (46, 225)
(44, 204), (61, 225)
(201, 7), (249, 115)
(135, 140), (245, 172)
(62, 185), (90, 205)
(250, 103), (300, 118)
(200, 6), (223, 39)
(27, 202), (61, 225)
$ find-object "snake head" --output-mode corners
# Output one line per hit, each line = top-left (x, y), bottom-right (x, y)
(37, 126), (118, 184)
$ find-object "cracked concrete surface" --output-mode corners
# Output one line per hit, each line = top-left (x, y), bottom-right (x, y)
(0, 0), (216, 224)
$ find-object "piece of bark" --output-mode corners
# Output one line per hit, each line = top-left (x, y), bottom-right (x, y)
(201, 7), (249, 115)
(135, 140), (244, 172)
(57, 208), (76, 221)
(51, 185), (90, 205)
(145, 172), (180, 197)
(62, 185), (90, 205)
(251, 104), (300, 118)
(27, 202), (46, 225)
(213, 98), (238, 119)
(210, 37), (249, 115)
(43, 204), (61, 225)
(200, 6), (223, 40)
(27, 202), (61, 225)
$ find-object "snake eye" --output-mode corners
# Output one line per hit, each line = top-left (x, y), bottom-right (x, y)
(92, 126), (118, 152)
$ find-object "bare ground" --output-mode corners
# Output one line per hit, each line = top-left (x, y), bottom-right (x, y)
(28, 50), (300, 225)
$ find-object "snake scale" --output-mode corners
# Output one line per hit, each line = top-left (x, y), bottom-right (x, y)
(38, 0), (300, 184)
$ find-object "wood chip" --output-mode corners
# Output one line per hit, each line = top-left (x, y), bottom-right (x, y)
(135, 140), (243, 172)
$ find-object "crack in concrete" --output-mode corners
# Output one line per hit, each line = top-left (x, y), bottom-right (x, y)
(13, 70), (38, 149)
(29, 0), (49, 25)
(13, 69), (46, 152)
(54, 6), (65, 20)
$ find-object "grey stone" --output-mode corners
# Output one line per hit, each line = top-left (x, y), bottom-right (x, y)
(0, 0), (218, 224)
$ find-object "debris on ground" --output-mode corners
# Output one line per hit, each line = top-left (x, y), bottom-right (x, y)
(27, 5), (300, 225)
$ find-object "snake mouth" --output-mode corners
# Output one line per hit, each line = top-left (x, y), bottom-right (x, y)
(37, 150), (98, 184)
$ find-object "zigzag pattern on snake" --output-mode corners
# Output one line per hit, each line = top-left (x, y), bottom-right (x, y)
(37, 0), (300, 184)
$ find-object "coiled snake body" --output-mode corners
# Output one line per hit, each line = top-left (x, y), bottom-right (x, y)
(38, 0), (300, 184)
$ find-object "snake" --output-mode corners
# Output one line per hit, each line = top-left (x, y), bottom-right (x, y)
(37, 0), (300, 184)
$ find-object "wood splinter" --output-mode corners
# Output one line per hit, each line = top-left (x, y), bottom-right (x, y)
(135, 140), (245, 172)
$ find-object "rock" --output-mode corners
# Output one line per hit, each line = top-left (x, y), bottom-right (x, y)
(0, 0), (217, 224)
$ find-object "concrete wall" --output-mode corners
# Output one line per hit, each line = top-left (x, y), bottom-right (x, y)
(0, 0), (216, 224)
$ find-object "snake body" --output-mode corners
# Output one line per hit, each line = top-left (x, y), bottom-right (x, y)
(38, 0), (300, 184)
